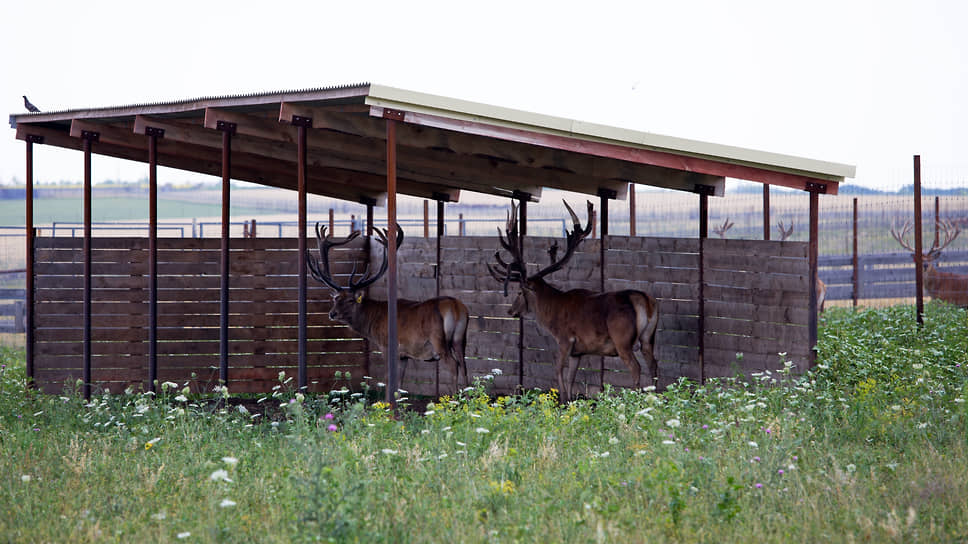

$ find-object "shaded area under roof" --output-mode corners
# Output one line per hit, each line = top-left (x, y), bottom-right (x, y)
(10, 83), (854, 204)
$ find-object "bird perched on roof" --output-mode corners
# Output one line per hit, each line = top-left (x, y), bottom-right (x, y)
(23, 95), (40, 112)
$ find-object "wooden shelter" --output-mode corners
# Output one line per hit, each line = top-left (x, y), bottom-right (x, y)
(10, 83), (855, 399)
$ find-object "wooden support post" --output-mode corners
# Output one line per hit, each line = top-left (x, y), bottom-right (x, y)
(81, 131), (98, 400)
(328, 208), (334, 234)
(297, 121), (310, 391)
(598, 188), (615, 391)
(385, 116), (400, 408)
(217, 122), (235, 389)
(434, 197), (445, 398)
(852, 197), (859, 308)
(763, 184), (771, 240)
(913, 156), (924, 326)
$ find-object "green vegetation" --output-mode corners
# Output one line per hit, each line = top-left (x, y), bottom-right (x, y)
(1, 304), (967, 542)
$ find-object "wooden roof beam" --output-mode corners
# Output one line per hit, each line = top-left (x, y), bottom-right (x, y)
(134, 115), (459, 202)
(33, 123), (388, 204)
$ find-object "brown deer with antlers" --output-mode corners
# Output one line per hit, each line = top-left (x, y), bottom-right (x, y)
(307, 224), (470, 391)
(890, 219), (968, 307)
(489, 200), (659, 403)
(776, 220), (827, 312)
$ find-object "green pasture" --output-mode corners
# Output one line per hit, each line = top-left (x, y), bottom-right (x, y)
(1, 304), (967, 542)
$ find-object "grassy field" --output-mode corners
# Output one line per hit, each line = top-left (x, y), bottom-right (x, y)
(1, 303), (966, 542)
(0, 197), (268, 225)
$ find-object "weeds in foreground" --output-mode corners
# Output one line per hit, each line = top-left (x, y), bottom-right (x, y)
(0, 303), (966, 542)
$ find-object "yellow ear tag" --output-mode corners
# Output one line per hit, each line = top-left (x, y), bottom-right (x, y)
(355, 293), (364, 304)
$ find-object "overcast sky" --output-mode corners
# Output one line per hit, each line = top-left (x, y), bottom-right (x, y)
(2, 0), (966, 192)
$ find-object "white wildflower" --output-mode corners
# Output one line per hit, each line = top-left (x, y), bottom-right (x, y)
(608, 437), (619, 445)
(174, 395), (188, 403)
(846, 463), (857, 474)
(161, 381), (178, 390)
(491, 368), (503, 375)
(475, 427), (490, 434)
(662, 440), (676, 445)
(177, 532), (191, 539)
(219, 499), (237, 508)
(955, 398), (965, 404)
(748, 441), (759, 448)
(221, 457), (238, 466)
(381, 449), (398, 455)
(21, 475), (31, 482)
(209, 469), (233, 483)
(151, 511), (167, 521)
(665, 418), (681, 428)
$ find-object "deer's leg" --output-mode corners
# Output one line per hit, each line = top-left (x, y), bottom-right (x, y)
(640, 327), (658, 389)
(429, 334), (460, 393)
(555, 340), (575, 403)
(615, 343), (642, 390)
(564, 354), (582, 403)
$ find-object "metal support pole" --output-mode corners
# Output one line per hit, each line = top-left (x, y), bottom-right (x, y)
(598, 189), (614, 391)
(934, 196), (940, 250)
(81, 132), (97, 399)
(808, 189), (820, 367)
(913, 156), (924, 326)
(852, 197), (859, 308)
(763, 184), (771, 240)
(628, 183), (636, 237)
(434, 198), (444, 398)
(385, 117), (400, 408)
(297, 123), (309, 391)
(362, 198), (376, 381)
(697, 189), (709, 385)
(217, 122), (235, 388)
(517, 196), (527, 389)
(25, 136), (41, 386)
(328, 208), (334, 235)
(424, 200), (429, 238)
(366, 202), (375, 237)
(146, 128), (163, 392)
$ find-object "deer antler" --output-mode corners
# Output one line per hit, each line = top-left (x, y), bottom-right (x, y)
(713, 217), (734, 239)
(529, 200), (594, 281)
(776, 220), (794, 241)
(890, 219), (961, 258)
(490, 199), (594, 294)
(307, 223), (404, 292)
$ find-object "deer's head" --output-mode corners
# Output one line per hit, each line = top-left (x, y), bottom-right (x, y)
(890, 219), (960, 270)
(307, 223), (404, 323)
(489, 199), (593, 317)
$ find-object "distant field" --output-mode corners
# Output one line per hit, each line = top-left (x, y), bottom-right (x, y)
(0, 197), (268, 225)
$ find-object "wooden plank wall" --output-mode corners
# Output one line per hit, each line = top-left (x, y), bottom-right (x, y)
(702, 238), (812, 376)
(32, 237), (366, 394)
(32, 235), (811, 397)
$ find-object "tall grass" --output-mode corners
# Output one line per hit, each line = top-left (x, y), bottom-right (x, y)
(1, 303), (966, 542)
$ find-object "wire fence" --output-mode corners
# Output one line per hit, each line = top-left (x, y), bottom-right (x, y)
(2, 187), (967, 346)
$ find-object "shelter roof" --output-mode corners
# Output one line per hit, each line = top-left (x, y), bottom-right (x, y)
(10, 83), (854, 204)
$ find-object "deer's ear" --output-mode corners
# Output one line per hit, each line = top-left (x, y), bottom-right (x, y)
(355, 293), (364, 304)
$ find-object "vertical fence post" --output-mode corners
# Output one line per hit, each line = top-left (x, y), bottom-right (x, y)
(913, 155), (924, 327)
(598, 189), (615, 392)
(424, 200), (429, 239)
(628, 183), (636, 237)
(434, 198), (444, 398)
(763, 185), (771, 240)
(852, 197), (859, 308)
